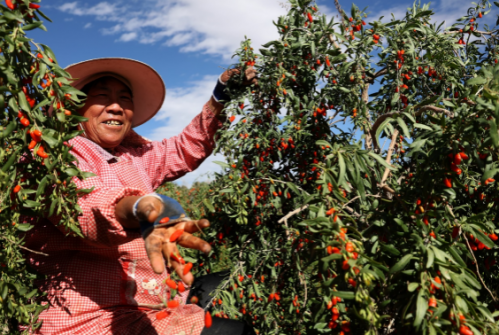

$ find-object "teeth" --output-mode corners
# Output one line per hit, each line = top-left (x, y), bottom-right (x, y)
(105, 120), (122, 126)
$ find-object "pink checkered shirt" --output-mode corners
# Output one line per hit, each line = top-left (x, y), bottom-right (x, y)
(23, 103), (222, 335)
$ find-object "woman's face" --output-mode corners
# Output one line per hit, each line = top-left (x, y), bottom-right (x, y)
(78, 77), (134, 149)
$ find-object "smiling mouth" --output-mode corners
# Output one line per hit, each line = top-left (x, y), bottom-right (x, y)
(103, 120), (123, 126)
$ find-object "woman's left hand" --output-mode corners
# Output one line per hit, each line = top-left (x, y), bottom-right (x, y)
(143, 220), (211, 285)
(132, 195), (211, 285)
(221, 66), (258, 86)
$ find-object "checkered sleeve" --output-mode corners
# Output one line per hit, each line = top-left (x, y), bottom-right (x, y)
(49, 176), (146, 246)
(133, 102), (223, 189)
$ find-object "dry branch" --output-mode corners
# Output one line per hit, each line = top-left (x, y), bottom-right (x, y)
(380, 129), (399, 186)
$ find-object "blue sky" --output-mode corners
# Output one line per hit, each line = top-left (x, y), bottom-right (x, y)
(29, 0), (488, 185)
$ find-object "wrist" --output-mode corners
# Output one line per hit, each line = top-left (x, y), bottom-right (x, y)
(135, 194), (190, 238)
(116, 195), (142, 229)
(208, 96), (224, 117)
(212, 75), (230, 105)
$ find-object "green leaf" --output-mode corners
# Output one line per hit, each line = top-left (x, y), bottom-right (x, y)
(15, 223), (34, 232)
(286, 182), (300, 195)
(426, 248), (434, 269)
(414, 123), (433, 131)
(331, 291), (354, 300)
(466, 76), (487, 86)
(413, 289), (427, 327)
(42, 133), (59, 148)
(18, 91), (30, 112)
(408, 283), (419, 292)
(389, 254), (414, 274)
(368, 152), (396, 171)
(214, 161), (230, 168)
(23, 200), (42, 208)
(375, 117), (392, 142)
(338, 153), (345, 185)
(470, 226), (494, 249)
(489, 119), (499, 149)
(481, 168), (499, 183)
(203, 198), (215, 213)
(396, 117), (411, 139)
(65, 168), (79, 177)
(380, 243), (400, 256)
(35, 175), (49, 199)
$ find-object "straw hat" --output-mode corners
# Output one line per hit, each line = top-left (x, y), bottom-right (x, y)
(65, 58), (166, 128)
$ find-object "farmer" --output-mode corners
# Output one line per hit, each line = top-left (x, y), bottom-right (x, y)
(23, 58), (257, 335)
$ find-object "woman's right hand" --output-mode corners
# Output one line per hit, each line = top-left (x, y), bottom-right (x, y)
(134, 195), (212, 285)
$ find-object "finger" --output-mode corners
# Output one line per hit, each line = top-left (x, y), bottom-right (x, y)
(181, 219), (210, 234)
(229, 68), (241, 75)
(177, 233), (212, 255)
(162, 243), (194, 285)
(144, 231), (168, 274)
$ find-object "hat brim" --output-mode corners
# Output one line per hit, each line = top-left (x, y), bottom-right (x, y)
(65, 58), (166, 128)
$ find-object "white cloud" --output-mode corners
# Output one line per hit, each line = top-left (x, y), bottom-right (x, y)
(58, 0), (334, 59)
(59, 1), (118, 16)
(83, 22), (92, 29)
(118, 32), (138, 42)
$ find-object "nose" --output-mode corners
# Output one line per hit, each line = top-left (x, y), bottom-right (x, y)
(106, 101), (124, 114)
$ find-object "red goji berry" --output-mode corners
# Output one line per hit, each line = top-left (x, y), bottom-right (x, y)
(169, 229), (184, 242)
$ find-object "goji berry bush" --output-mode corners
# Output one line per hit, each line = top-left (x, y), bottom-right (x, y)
(0, 1), (90, 332)
(197, 0), (499, 334)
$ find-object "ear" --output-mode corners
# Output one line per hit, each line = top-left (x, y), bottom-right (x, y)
(143, 279), (148, 283)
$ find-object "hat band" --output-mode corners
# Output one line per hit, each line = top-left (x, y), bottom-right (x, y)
(72, 72), (133, 92)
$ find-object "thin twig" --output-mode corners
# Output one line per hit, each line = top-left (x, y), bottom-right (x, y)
(341, 194), (382, 209)
(203, 262), (244, 311)
(1, 236), (49, 257)
(278, 205), (310, 224)
(367, 68), (388, 84)
(463, 234), (497, 302)
(18, 244), (49, 257)
(330, 117), (347, 126)
(258, 178), (310, 195)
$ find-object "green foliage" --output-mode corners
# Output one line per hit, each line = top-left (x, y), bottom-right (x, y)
(0, 1), (88, 333)
(195, 0), (499, 334)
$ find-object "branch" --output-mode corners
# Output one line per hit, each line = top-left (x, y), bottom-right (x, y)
(18, 244), (49, 257)
(367, 68), (387, 84)
(341, 194), (382, 209)
(463, 234), (497, 302)
(379, 184), (396, 195)
(327, 34), (342, 50)
(330, 117), (347, 126)
(380, 129), (399, 186)
(1, 236), (49, 257)
(363, 83), (374, 150)
(203, 262), (244, 311)
(258, 178), (310, 195)
(278, 205), (309, 224)
(334, 0), (345, 27)
(415, 105), (455, 118)
(444, 29), (498, 36)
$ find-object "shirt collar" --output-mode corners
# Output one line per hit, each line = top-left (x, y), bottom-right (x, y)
(78, 136), (120, 163)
